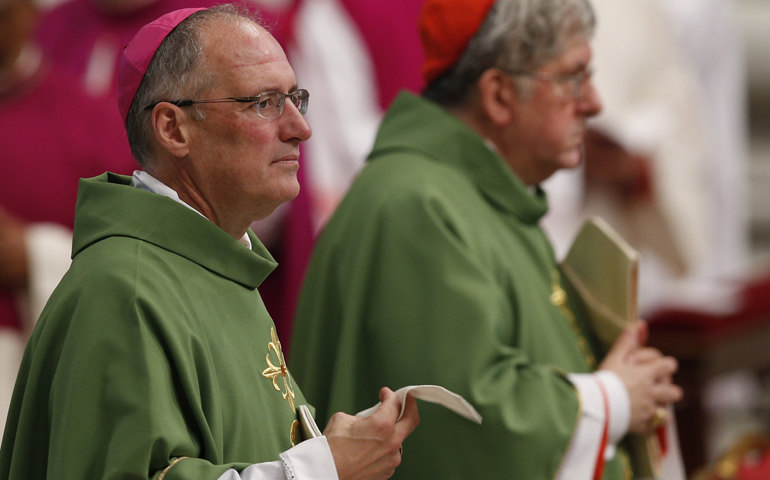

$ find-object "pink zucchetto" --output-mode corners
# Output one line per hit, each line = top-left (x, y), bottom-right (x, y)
(117, 7), (207, 124)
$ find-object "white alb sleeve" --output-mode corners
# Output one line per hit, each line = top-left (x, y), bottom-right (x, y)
(554, 372), (630, 480)
(215, 436), (338, 480)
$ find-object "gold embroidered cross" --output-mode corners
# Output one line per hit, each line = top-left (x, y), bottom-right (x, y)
(262, 327), (296, 412)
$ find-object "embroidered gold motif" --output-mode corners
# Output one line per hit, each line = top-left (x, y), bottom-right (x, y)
(290, 420), (300, 447)
(262, 326), (296, 412)
(551, 269), (597, 369)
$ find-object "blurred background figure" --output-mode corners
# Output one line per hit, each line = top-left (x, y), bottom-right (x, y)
(654, 0), (751, 286)
(36, 0), (218, 99)
(290, 0), (424, 227)
(0, 0), (135, 442)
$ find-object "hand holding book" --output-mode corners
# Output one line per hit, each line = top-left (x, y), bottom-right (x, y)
(598, 322), (682, 435)
(562, 217), (683, 479)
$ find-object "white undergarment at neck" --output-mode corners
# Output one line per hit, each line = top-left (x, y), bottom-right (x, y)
(131, 170), (252, 250)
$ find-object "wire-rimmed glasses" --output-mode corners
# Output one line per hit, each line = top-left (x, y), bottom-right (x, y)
(505, 68), (593, 101)
(144, 89), (310, 119)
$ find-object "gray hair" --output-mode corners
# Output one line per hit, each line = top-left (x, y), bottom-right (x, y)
(423, 0), (595, 108)
(125, 4), (260, 168)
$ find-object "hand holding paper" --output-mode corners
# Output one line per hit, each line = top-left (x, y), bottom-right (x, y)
(323, 387), (419, 480)
(356, 385), (482, 424)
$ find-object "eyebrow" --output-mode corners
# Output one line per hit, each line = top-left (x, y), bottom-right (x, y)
(253, 84), (299, 95)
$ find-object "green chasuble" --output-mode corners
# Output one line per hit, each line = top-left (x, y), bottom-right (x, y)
(291, 93), (626, 480)
(0, 173), (308, 480)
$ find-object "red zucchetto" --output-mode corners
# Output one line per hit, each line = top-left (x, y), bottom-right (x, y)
(419, 0), (497, 85)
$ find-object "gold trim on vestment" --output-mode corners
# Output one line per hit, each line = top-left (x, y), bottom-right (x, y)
(290, 420), (300, 447)
(551, 269), (597, 369)
(620, 449), (633, 480)
(157, 456), (189, 480)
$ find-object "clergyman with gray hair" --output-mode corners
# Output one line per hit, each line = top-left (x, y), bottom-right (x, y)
(291, 0), (683, 479)
(0, 5), (419, 480)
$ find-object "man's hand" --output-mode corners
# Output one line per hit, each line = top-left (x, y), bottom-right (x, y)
(599, 321), (683, 435)
(324, 387), (420, 480)
(0, 207), (29, 291)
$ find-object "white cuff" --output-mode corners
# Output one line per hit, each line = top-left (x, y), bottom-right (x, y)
(280, 436), (338, 480)
(555, 372), (630, 480)
(216, 437), (339, 480)
(595, 370), (631, 446)
(567, 372), (630, 462)
(220, 462), (284, 479)
(24, 223), (73, 328)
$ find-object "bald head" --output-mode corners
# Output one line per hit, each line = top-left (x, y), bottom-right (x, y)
(125, 5), (265, 168)
(198, 14), (286, 86)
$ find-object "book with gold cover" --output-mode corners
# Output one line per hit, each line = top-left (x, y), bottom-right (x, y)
(561, 217), (662, 479)
(561, 216), (639, 351)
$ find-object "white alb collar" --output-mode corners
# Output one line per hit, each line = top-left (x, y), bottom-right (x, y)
(132, 170), (252, 249)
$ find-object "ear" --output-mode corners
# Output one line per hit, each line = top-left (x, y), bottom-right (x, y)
(151, 103), (191, 158)
(476, 68), (517, 127)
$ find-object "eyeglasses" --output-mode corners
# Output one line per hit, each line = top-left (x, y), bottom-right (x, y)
(505, 68), (593, 101)
(144, 89), (310, 119)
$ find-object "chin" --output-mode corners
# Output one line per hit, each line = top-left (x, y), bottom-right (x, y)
(278, 179), (301, 203)
(559, 146), (584, 170)
(253, 175), (300, 206)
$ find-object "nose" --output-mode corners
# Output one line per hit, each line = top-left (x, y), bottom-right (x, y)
(578, 81), (602, 117)
(280, 101), (312, 143)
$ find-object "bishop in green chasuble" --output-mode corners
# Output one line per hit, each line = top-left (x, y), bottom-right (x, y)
(0, 174), (309, 479)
